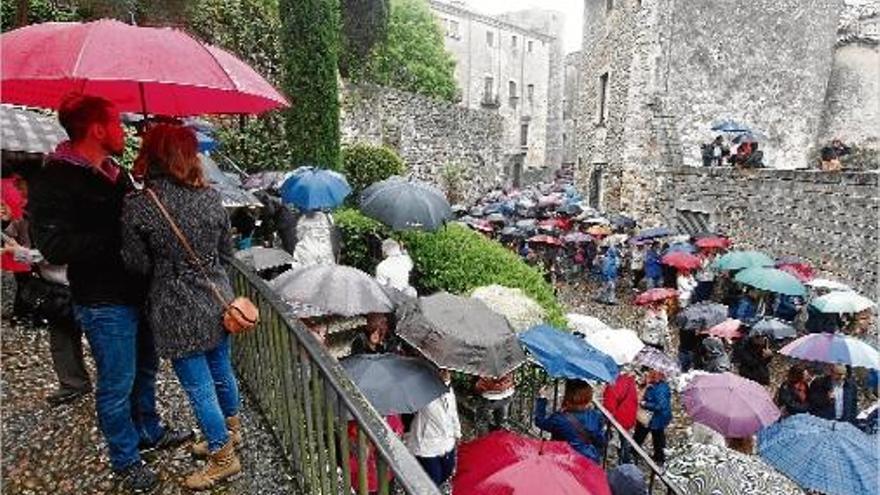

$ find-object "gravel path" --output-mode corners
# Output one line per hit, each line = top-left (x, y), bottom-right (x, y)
(1, 318), (297, 495)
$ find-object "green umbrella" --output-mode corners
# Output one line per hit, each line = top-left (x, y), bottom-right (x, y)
(735, 267), (806, 296)
(811, 291), (876, 314)
(713, 250), (775, 271)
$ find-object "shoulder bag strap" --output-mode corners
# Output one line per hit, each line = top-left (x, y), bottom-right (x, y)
(145, 188), (229, 308)
(563, 412), (596, 446)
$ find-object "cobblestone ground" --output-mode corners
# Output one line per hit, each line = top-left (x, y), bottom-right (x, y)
(1, 318), (297, 495)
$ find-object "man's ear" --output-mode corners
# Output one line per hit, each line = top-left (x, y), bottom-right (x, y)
(90, 122), (106, 141)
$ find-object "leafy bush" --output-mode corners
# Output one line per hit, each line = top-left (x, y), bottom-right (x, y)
(334, 208), (566, 327)
(439, 161), (467, 205)
(341, 142), (407, 197)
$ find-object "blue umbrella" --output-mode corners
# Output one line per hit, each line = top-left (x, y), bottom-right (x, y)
(758, 414), (878, 495)
(519, 325), (618, 382)
(280, 166), (351, 211)
(664, 242), (696, 254)
(711, 119), (751, 133)
(196, 130), (217, 153)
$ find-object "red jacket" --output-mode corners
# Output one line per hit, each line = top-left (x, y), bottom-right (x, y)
(602, 373), (638, 431)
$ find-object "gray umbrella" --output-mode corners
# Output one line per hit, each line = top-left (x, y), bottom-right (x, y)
(1, 105), (67, 154)
(675, 302), (729, 332)
(269, 265), (393, 317)
(749, 318), (797, 340)
(608, 464), (648, 495)
(396, 292), (527, 377)
(359, 176), (452, 231)
(234, 246), (295, 272)
(339, 354), (447, 415)
(200, 154), (262, 208)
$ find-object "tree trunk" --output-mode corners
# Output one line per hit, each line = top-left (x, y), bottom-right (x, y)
(14, 0), (29, 27)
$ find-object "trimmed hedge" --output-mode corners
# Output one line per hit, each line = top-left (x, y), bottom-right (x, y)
(334, 208), (566, 327)
(341, 142), (407, 197)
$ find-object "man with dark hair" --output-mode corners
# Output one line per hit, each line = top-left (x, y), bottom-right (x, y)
(27, 93), (191, 493)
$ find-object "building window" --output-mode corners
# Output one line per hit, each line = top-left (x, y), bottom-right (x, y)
(527, 84), (534, 102)
(447, 19), (460, 38)
(527, 40), (534, 52)
(483, 76), (494, 101)
(597, 72), (609, 126)
(512, 35), (518, 48)
(509, 80), (517, 98)
(520, 123), (529, 147)
(606, 0), (613, 11)
(486, 31), (494, 47)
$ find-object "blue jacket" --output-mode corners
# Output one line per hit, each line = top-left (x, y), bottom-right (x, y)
(601, 249), (620, 281)
(730, 296), (757, 322)
(534, 398), (606, 463)
(644, 249), (663, 279)
(642, 382), (672, 430)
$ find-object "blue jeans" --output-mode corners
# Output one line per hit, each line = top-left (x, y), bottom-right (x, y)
(172, 335), (240, 452)
(416, 448), (456, 486)
(75, 305), (164, 471)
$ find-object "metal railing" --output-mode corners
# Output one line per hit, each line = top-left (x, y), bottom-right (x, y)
(226, 258), (440, 495)
(507, 364), (686, 495)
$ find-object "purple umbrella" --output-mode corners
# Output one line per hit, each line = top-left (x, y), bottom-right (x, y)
(683, 372), (780, 437)
(779, 333), (880, 369)
(632, 346), (681, 377)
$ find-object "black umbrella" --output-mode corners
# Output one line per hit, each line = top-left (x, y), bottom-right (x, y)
(360, 176), (452, 232)
(270, 265), (393, 317)
(396, 292), (526, 377)
(201, 154), (262, 208)
(675, 301), (729, 331)
(339, 354), (447, 415)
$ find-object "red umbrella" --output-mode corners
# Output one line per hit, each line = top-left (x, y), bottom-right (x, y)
(661, 251), (701, 270)
(528, 234), (563, 246)
(1, 19), (288, 115)
(454, 431), (611, 495)
(778, 263), (814, 282)
(695, 236), (731, 249)
(635, 288), (679, 306)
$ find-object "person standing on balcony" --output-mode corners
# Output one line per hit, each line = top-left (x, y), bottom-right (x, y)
(121, 124), (243, 491)
(28, 95), (191, 493)
(406, 369), (461, 487)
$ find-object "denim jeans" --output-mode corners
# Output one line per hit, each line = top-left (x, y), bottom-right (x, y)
(74, 304), (164, 471)
(172, 334), (240, 453)
(416, 448), (456, 486)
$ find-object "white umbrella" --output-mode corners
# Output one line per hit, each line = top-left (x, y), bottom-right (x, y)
(470, 285), (546, 333)
(565, 313), (610, 336)
(583, 328), (645, 365)
(602, 234), (629, 246)
(806, 278), (852, 292)
(810, 291), (876, 314)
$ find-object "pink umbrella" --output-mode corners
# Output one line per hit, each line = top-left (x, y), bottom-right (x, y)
(634, 288), (678, 306)
(683, 372), (780, 437)
(700, 318), (743, 339)
(1, 19), (288, 115)
(661, 251), (701, 271)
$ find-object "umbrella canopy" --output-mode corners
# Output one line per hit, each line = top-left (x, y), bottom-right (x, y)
(700, 319), (743, 339)
(683, 372), (781, 437)
(0, 104), (67, 154)
(661, 251), (701, 271)
(519, 325), (619, 382)
(396, 292), (526, 377)
(1, 20), (288, 115)
(664, 242), (697, 254)
(634, 288), (678, 306)
(583, 328), (645, 365)
(694, 236), (731, 249)
(632, 346), (681, 377)
(734, 267), (806, 296)
(711, 120), (751, 133)
(562, 232), (592, 244)
(359, 176), (452, 231)
(242, 170), (294, 192)
(565, 313), (611, 336)
(234, 246), (294, 272)
(675, 302), (729, 332)
(665, 444), (803, 495)
(470, 285), (546, 333)
(528, 234), (562, 246)
(270, 265), (393, 317)
(499, 226), (526, 238)
(778, 264), (812, 283)
(279, 166), (350, 211)
(749, 318), (797, 340)
(485, 212), (507, 224)
(454, 431), (612, 495)
(805, 278), (852, 292)
(634, 226), (673, 241)
(339, 353), (447, 415)
(713, 250), (775, 271)
(200, 154), (262, 208)
(758, 414), (877, 495)
(607, 464), (647, 495)
(733, 131), (765, 144)
(810, 291), (876, 314)
(601, 233), (629, 247)
(515, 219), (537, 229)
(587, 225), (612, 236)
(466, 218), (494, 233)
(779, 333), (880, 369)
(607, 213), (637, 230)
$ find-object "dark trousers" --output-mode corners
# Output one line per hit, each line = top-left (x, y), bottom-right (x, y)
(416, 448), (456, 486)
(633, 423), (666, 464)
(49, 316), (91, 393)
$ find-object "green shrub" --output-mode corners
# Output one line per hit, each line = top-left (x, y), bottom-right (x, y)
(334, 208), (566, 327)
(341, 142), (407, 197)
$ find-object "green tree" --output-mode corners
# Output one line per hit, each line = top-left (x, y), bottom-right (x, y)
(339, 0), (390, 78)
(278, 0), (342, 170)
(352, 0), (457, 102)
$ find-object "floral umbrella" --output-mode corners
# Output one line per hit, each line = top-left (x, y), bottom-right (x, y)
(665, 444), (804, 495)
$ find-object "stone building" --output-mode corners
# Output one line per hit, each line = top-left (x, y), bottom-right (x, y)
(429, 0), (565, 183)
(562, 51), (581, 166)
(572, 0), (880, 211)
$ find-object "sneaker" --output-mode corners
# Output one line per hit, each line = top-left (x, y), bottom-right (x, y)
(139, 427), (194, 454)
(46, 388), (90, 407)
(117, 462), (159, 493)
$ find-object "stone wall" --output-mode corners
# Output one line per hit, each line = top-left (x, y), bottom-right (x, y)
(645, 167), (879, 295)
(340, 83), (506, 203)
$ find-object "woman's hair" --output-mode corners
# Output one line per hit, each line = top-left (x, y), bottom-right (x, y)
(786, 364), (806, 384)
(134, 124), (206, 188)
(562, 379), (593, 411)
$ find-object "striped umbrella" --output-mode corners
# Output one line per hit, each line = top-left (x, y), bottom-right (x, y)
(779, 333), (880, 369)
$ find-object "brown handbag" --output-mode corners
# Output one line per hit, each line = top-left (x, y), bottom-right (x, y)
(145, 188), (259, 334)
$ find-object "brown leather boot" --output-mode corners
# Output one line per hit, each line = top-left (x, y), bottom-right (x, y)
(192, 415), (243, 458)
(183, 439), (241, 491)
